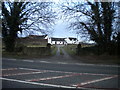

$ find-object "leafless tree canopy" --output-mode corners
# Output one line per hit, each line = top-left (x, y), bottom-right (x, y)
(61, 1), (119, 48)
(60, 0), (120, 54)
(2, 1), (57, 52)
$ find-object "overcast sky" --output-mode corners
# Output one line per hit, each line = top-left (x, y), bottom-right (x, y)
(52, 20), (78, 37)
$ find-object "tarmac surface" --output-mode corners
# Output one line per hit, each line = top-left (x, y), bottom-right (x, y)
(1, 58), (119, 89)
(1, 45), (120, 89)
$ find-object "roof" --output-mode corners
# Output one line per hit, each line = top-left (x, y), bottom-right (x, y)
(27, 35), (47, 39)
(16, 36), (48, 43)
(51, 38), (66, 41)
(68, 37), (77, 41)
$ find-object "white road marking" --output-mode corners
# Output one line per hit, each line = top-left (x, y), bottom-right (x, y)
(19, 67), (113, 76)
(19, 68), (74, 74)
(26, 73), (82, 82)
(2, 71), (48, 77)
(0, 68), (18, 71)
(72, 75), (118, 87)
(57, 62), (68, 64)
(81, 75), (118, 86)
(39, 61), (51, 63)
(2, 67), (116, 78)
(3, 58), (120, 68)
(1, 67), (117, 89)
(23, 60), (34, 62)
(6, 59), (16, 61)
(19, 68), (41, 71)
(0, 77), (88, 89)
(75, 63), (120, 68)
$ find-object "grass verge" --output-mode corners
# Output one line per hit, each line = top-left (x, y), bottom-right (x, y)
(2, 51), (51, 59)
(2, 45), (57, 59)
(63, 45), (120, 65)
(51, 45), (57, 56)
(60, 47), (64, 55)
(63, 44), (77, 55)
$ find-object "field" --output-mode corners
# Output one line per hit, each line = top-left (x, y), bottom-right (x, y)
(2, 44), (57, 59)
(51, 45), (57, 56)
(63, 44), (95, 55)
(63, 44), (120, 65)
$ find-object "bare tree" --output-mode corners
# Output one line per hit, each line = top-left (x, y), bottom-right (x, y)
(61, 0), (116, 53)
(2, 1), (56, 52)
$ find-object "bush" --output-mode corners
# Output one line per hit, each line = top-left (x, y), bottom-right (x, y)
(15, 44), (25, 52)
(47, 43), (51, 48)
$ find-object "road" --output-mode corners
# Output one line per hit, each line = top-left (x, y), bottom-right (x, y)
(1, 45), (120, 89)
(1, 58), (119, 89)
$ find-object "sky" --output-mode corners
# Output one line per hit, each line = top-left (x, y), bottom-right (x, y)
(52, 20), (92, 43)
(52, 20), (78, 38)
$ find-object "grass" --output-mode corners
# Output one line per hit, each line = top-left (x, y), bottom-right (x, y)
(60, 47), (64, 55)
(63, 44), (95, 55)
(2, 51), (27, 59)
(51, 45), (57, 56)
(63, 44), (120, 65)
(2, 45), (57, 59)
(26, 45), (46, 47)
(2, 51), (51, 59)
(74, 54), (120, 65)
(2, 44), (119, 65)
(63, 44), (77, 55)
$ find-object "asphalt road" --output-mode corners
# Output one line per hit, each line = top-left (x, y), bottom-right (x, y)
(1, 58), (120, 89)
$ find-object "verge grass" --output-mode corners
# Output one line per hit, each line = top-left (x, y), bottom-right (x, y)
(2, 45), (57, 59)
(60, 47), (64, 55)
(63, 44), (77, 55)
(63, 44), (120, 65)
(51, 45), (57, 56)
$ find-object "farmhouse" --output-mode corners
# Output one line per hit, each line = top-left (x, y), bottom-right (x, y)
(16, 35), (48, 46)
(47, 37), (78, 45)
(65, 37), (79, 44)
(48, 37), (67, 45)
(16, 35), (79, 45)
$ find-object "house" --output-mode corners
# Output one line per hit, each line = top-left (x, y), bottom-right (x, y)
(28, 35), (47, 39)
(16, 35), (48, 46)
(48, 37), (67, 45)
(16, 35), (79, 46)
(65, 37), (79, 44)
(47, 37), (78, 45)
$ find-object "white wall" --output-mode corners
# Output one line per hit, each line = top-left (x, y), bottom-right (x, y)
(46, 36), (78, 45)
(45, 36), (52, 44)
(51, 41), (66, 45)
(65, 38), (79, 44)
